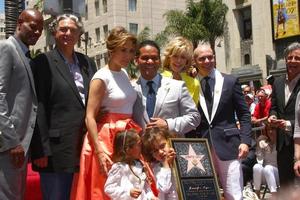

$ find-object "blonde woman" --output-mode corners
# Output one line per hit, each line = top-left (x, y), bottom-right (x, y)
(161, 37), (200, 104)
(72, 26), (141, 200)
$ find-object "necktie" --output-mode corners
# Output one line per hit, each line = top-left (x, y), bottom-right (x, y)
(201, 76), (213, 118)
(146, 81), (156, 118)
(25, 51), (31, 59)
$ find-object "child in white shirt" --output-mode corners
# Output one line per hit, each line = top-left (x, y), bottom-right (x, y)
(104, 130), (157, 200)
(142, 127), (178, 200)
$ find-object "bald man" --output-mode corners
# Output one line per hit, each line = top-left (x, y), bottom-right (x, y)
(187, 44), (251, 200)
(0, 9), (43, 200)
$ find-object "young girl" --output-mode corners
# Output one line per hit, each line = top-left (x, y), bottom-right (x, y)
(142, 127), (178, 200)
(253, 130), (279, 199)
(105, 130), (157, 200)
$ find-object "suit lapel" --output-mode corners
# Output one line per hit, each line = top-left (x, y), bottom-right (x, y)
(210, 70), (224, 121)
(153, 75), (169, 116)
(199, 70), (224, 124)
(276, 76), (286, 110)
(76, 53), (90, 101)
(51, 49), (84, 107)
(286, 78), (300, 108)
(135, 78), (150, 122)
(9, 37), (36, 97)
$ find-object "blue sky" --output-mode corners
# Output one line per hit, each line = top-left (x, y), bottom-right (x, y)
(0, 0), (3, 14)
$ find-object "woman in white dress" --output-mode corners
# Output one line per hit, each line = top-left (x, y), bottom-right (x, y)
(72, 26), (141, 200)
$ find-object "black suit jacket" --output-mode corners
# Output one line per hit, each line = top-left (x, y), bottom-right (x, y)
(30, 49), (96, 173)
(188, 71), (252, 161)
(270, 75), (300, 185)
(270, 75), (300, 151)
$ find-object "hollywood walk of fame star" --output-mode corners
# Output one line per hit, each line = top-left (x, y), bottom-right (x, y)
(180, 144), (206, 173)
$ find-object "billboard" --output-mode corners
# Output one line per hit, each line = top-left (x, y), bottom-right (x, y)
(272, 0), (300, 40)
(44, 0), (85, 16)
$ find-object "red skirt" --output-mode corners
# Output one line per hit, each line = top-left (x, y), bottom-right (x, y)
(71, 113), (141, 200)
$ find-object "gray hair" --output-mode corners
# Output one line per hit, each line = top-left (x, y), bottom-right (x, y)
(49, 14), (84, 35)
(283, 42), (300, 59)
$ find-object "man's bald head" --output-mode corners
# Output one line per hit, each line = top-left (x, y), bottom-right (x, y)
(193, 44), (216, 76)
(16, 9), (44, 47)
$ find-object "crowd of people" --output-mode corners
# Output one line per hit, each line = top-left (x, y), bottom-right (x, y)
(1, 8), (300, 200)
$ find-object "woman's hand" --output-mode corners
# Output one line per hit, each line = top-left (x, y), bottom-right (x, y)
(97, 151), (113, 175)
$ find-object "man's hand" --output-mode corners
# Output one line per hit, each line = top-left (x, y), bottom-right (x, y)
(10, 145), (25, 168)
(33, 156), (48, 168)
(146, 118), (168, 129)
(294, 160), (300, 177)
(268, 115), (287, 129)
(238, 143), (249, 159)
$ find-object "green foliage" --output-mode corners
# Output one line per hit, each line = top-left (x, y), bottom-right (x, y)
(164, 0), (228, 50)
(33, 0), (44, 12)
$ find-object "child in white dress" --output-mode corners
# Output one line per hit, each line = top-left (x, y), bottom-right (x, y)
(142, 127), (178, 200)
(104, 130), (157, 200)
(253, 134), (279, 199)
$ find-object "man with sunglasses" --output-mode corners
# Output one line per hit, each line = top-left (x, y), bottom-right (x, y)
(187, 44), (252, 200)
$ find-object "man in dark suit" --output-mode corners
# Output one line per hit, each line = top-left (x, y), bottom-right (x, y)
(0, 9), (43, 200)
(188, 44), (252, 200)
(30, 14), (96, 200)
(268, 42), (300, 189)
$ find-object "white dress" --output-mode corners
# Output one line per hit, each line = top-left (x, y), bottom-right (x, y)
(105, 161), (154, 200)
(152, 162), (178, 200)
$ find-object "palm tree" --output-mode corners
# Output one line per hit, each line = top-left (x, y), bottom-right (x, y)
(164, 0), (228, 51)
(5, 0), (20, 38)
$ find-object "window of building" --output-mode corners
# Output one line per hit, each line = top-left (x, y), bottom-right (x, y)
(103, 25), (108, 38)
(103, 0), (107, 13)
(239, 7), (252, 40)
(96, 54), (101, 68)
(85, 4), (88, 20)
(104, 52), (108, 64)
(95, 0), (100, 16)
(95, 28), (100, 42)
(129, 23), (138, 35)
(128, 0), (137, 12)
(244, 54), (250, 65)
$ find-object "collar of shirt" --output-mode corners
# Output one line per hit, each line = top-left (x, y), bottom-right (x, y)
(140, 73), (161, 96)
(13, 35), (29, 55)
(286, 73), (300, 87)
(197, 68), (216, 81)
(57, 49), (79, 67)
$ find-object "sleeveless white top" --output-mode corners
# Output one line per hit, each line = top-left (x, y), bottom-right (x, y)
(92, 67), (137, 114)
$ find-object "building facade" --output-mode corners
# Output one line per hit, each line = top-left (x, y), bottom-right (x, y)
(216, 0), (300, 87)
(28, 0), (186, 68)
(0, 13), (5, 40)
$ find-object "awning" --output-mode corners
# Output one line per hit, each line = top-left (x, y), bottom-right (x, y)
(231, 64), (262, 82)
(269, 59), (286, 77)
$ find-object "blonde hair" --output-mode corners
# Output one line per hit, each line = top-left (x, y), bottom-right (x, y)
(162, 37), (193, 70)
(106, 26), (137, 53)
